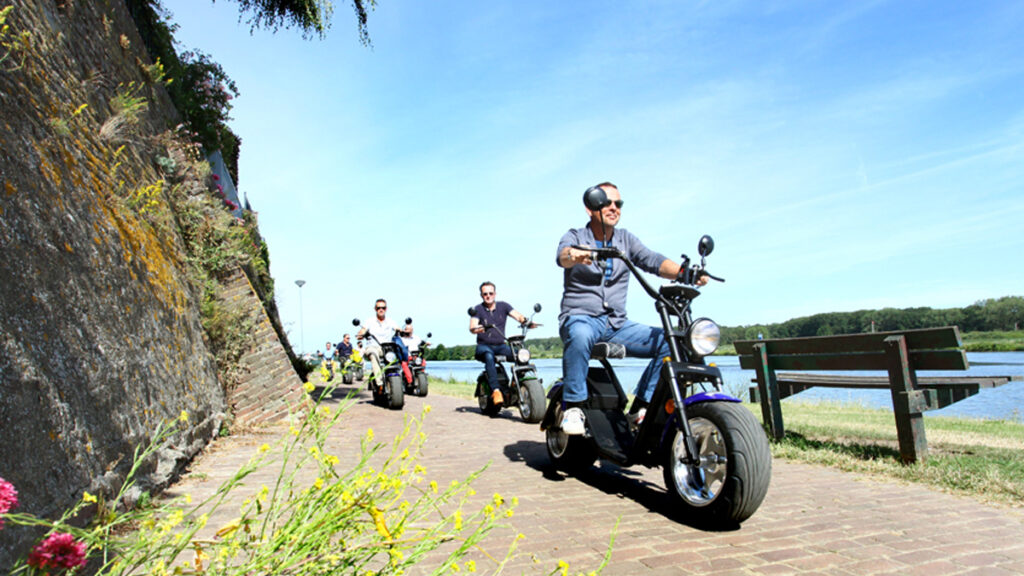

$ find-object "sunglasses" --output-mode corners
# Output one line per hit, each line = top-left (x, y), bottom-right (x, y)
(481, 291), (495, 296)
(375, 306), (386, 310)
(609, 200), (624, 208)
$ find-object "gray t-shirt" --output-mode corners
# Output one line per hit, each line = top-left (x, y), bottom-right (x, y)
(556, 225), (667, 329)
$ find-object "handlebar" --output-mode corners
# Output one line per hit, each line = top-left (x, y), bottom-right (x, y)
(571, 242), (724, 303)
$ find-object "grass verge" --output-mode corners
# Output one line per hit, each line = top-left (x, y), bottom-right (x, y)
(763, 401), (1024, 507)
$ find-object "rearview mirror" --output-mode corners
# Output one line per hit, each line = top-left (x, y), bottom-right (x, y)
(426, 332), (432, 338)
(698, 235), (715, 257)
(405, 317), (413, 325)
(352, 318), (361, 326)
(534, 303), (542, 313)
(583, 185), (610, 211)
(467, 307), (477, 317)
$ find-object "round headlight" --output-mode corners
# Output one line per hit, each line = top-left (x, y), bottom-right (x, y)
(384, 350), (398, 363)
(516, 348), (531, 363)
(687, 318), (720, 357)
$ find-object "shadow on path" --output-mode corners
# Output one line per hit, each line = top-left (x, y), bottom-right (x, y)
(502, 439), (741, 531)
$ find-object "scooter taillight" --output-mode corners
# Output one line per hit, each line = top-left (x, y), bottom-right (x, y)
(664, 399), (676, 415)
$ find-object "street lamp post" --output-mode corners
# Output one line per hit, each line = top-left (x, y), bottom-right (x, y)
(295, 279), (306, 354)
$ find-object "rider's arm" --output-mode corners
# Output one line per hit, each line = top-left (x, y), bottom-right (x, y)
(469, 317), (483, 334)
(509, 309), (527, 324)
(558, 245), (593, 268)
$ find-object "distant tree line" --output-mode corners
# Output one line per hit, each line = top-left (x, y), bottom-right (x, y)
(423, 296), (1024, 360)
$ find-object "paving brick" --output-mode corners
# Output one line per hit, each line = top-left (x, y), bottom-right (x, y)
(168, 391), (1024, 575)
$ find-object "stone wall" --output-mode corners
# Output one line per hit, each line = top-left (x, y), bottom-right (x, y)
(0, 0), (233, 566)
(221, 268), (306, 425)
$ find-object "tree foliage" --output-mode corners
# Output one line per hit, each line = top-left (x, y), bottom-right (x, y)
(425, 297), (1024, 355)
(227, 0), (375, 43)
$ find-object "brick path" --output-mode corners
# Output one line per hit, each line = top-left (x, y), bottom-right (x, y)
(169, 385), (1024, 575)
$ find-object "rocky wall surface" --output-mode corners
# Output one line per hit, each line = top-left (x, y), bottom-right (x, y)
(0, 0), (227, 566)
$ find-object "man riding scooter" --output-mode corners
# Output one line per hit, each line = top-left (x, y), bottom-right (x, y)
(469, 282), (536, 407)
(555, 182), (706, 434)
(355, 298), (409, 384)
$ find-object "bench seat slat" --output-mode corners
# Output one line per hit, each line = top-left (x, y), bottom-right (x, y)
(734, 326), (962, 355)
(772, 373), (1016, 389)
(738, 349), (968, 371)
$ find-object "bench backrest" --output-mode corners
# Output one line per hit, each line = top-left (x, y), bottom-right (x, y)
(735, 326), (968, 372)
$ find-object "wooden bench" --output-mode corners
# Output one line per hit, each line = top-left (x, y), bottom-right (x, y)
(734, 326), (1021, 464)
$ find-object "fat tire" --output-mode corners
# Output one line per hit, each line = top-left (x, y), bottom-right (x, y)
(477, 375), (501, 416)
(416, 372), (429, 397)
(342, 371), (354, 384)
(518, 378), (546, 424)
(544, 395), (597, 473)
(663, 402), (771, 526)
(387, 375), (405, 410)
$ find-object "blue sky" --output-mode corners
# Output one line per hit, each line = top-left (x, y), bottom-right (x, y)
(163, 1), (1024, 354)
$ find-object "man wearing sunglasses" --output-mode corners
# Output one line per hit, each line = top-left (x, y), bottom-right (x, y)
(556, 182), (704, 435)
(469, 282), (534, 406)
(356, 298), (406, 383)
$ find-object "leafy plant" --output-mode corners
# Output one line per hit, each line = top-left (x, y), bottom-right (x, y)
(0, 399), (551, 575)
(0, 5), (31, 72)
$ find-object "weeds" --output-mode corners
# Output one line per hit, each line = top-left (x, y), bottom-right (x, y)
(1, 399), (539, 575)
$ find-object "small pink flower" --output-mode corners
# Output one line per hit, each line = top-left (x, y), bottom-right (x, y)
(0, 477), (17, 529)
(27, 532), (88, 571)
(212, 174), (220, 181)
(215, 184), (223, 193)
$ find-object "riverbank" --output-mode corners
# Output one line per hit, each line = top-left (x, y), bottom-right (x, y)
(421, 375), (1024, 508)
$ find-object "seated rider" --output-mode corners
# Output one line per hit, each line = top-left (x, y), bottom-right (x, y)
(556, 182), (706, 435)
(469, 281), (534, 406)
(336, 334), (354, 364)
(356, 298), (407, 382)
(401, 324), (429, 355)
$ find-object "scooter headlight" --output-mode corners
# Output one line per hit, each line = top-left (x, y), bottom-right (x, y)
(516, 348), (531, 364)
(384, 350), (398, 363)
(687, 318), (721, 357)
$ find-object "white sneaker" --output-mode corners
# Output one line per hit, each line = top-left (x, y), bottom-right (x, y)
(560, 407), (586, 436)
(627, 408), (647, 431)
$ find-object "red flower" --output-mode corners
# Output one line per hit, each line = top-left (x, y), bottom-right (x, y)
(27, 532), (87, 571)
(0, 477), (17, 529)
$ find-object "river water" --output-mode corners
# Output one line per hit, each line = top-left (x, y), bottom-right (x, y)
(425, 352), (1024, 422)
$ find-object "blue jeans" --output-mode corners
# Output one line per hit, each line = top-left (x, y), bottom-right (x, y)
(559, 315), (670, 404)
(475, 343), (512, 392)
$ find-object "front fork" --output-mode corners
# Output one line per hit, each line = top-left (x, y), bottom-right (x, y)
(663, 361), (701, 465)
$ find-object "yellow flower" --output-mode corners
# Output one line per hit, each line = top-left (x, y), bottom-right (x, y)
(453, 510), (463, 530)
(303, 381), (315, 393)
(430, 480), (438, 494)
(400, 448), (410, 459)
(413, 464), (425, 474)
(184, 493), (192, 504)
(366, 428), (375, 441)
(505, 509), (514, 518)
(179, 410), (189, 422)
(370, 506), (392, 540)
(198, 514), (209, 528)
(557, 560), (570, 576)
(258, 443), (270, 453)
(82, 491), (97, 504)
(424, 404), (432, 414)
(320, 406), (331, 416)
(492, 493), (504, 507)
(465, 560), (477, 573)
(313, 477), (324, 490)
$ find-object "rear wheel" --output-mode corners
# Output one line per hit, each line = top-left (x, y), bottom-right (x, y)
(545, 399), (597, 473)
(476, 375), (501, 416)
(663, 402), (771, 526)
(415, 372), (429, 397)
(387, 375), (405, 410)
(518, 377), (546, 424)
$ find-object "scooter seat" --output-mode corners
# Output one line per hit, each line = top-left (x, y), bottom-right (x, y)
(590, 343), (626, 360)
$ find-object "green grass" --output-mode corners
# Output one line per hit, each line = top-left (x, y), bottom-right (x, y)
(962, 329), (1024, 351)
(765, 401), (1024, 506)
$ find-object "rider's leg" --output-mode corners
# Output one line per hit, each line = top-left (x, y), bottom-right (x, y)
(607, 320), (670, 407)
(365, 344), (383, 382)
(558, 315), (607, 404)
(474, 345), (502, 392)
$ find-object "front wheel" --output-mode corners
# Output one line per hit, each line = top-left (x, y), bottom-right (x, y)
(663, 402), (771, 526)
(387, 374), (405, 410)
(518, 377), (546, 424)
(415, 372), (429, 397)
